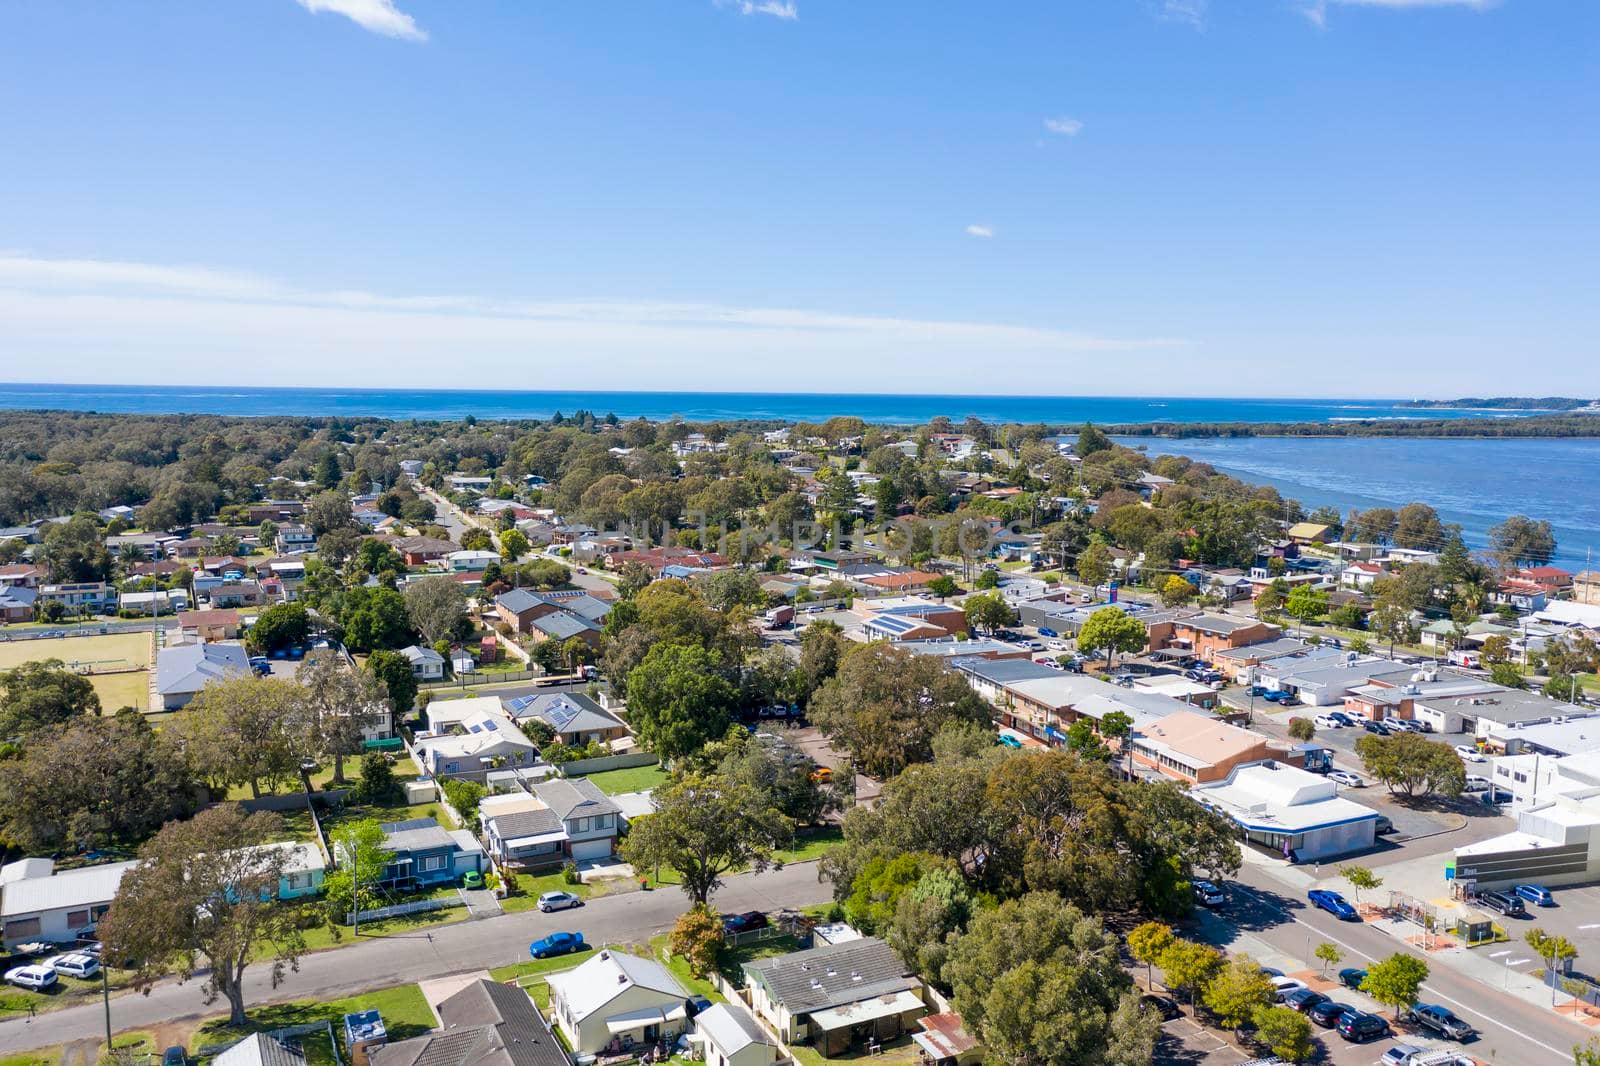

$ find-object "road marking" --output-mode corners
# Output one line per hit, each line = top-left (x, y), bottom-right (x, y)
(1507, 958), (1532, 966)
(1228, 882), (1577, 1062)
(1578, 924), (1600, 930)
(1489, 949), (1511, 957)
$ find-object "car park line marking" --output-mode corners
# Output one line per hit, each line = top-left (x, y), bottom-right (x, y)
(1578, 924), (1600, 930)
(1507, 958), (1531, 966)
(1228, 882), (1577, 1062)
(1488, 949), (1511, 957)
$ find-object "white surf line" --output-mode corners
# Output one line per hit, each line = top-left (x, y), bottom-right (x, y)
(1229, 882), (1576, 1062)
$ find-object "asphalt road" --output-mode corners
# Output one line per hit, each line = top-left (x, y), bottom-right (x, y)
(0, 864), (830, 1052)
(1214, 862), (1596, 1065)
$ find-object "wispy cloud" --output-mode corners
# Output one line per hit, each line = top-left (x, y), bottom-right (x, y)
(718, 0), (799, 20)
(294, 0), (427, 41)
(964, 225), (994, 238)
(1300, 0), (1498, 27)
(1043, 117), (1084, 137)
(1160, 0), (1208, 28)
(0, 254), (1188, 391)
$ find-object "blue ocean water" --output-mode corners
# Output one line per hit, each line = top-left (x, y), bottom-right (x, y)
(1115, 435), (1600, 571)
(0, 382), (1557, 425)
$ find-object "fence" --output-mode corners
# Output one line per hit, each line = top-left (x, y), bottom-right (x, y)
(560, 752), (659, 776)
(199, 1021), (342, 1064)
(346, 895), (459, 925)
(241, 789), (351, 812)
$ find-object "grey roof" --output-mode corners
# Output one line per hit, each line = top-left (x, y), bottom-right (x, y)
(156, 642), (251, 695)
(495, 589), (545, 615)
(742, 937), (917, 1014)
(373, 979), (569, 1066)
(951, 656), (1060, 685)
(381, 817), (457, 853)
(560, 594), (613, 622)
(0, 586), (36, 609)
(1177, 614), (1268, 636)
(532, 777), (620, 822)
(695, 1003), (778, 1055)
(402, 645), (446, 665)
(214, 1034), (307, 1066)
(529, 612), (598, 640)
(505, 693), (624, 735)
(487, 807), (563, 840)
(1214, 637), (1316, 662)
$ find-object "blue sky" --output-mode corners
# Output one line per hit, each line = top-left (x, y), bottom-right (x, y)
(1, 0), (1594, 396)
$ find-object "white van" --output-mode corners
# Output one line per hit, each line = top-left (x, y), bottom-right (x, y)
(49, 952), (101, 980)
(1463, 775), (1491, 792)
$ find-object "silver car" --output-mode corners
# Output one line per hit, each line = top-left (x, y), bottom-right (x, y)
(537, 891), (583, 912)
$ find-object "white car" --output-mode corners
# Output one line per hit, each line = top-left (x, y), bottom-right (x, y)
(1046, 640), (1070, 652)
(1313, 714), (1344, 729)
(1328, 770), (1365, 788)
(537, 891), (583, 913)
(1455, 744), (1487, 763)
(1269, 976), (1307, 1002)
(4, 964), (58, 990)
(48, 952), (100, 980)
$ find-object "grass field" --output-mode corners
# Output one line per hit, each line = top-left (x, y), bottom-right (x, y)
(573, 763), (669, 795)
(0, 632), (151, 711)
(195, 983), (436, 1050)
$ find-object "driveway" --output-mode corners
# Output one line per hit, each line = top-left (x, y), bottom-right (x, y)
(787, 725), (881, 806)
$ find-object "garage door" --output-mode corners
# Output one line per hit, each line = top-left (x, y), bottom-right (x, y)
(570, 838), (613, 860)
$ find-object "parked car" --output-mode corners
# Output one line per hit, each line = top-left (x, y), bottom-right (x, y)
(1025, 641), (1045, 652)
(1140, 994), (1181, 1021)
(1193, 880), (1225, 908)
(529, 932), (585, 959)
(1248, 685), (1271, 697)
(1408, 1004), (1476, 1041)
(1374, 814), (1395, 834)
(723, 910), (769, 934)
(3, 965), (57, 990)
(1477, 890), (1527, 917)
(809, 766), (834, 783)
(1308, 999), (1354, 1028)
(1337, 1012), (1390, 1043)
(997, 734), (1023, 749)
(1514, 883), (1555, 907)
(1455, 744), (1487, 763)
(1270, 976), (1308, 1002)
(1283, 988), (1328, 1014)
(1337, 967), (1367, 991)
(1308, 889), (1360, 921)
(161, 1047), (187, 1066)
(1380, 1046), (1426, 1066)
(1314, 714), (1344, 729)
(1038, 627), (1058, 638)
(47, 953), (100, 980)
(1463, 775), (1491, 793)
(1328, 770), (1365, 788)
(1329, 711), (1357, 727)
(460, 870), (484, 889)
(248, 656), (272, 677)
(537, 891), (583, 913)
(1363, 720), (1391, 736)
(1263, 689), (1296, 704)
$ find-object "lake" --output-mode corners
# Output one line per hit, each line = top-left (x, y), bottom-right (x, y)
(1114, 435), (1600, 571)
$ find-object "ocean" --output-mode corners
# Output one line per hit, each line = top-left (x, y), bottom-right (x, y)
(1115, 435), (1600, 572)
(0, 382), (1559, 425)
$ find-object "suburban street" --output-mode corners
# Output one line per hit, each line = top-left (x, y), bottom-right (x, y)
(0, 864), (830, 1053)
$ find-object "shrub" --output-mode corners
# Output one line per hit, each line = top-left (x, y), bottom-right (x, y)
(562, 861), (581, 885)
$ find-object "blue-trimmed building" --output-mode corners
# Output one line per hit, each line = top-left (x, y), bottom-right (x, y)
(1192, 760), (1379, 863)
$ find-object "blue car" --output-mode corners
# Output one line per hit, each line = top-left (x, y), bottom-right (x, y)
(1038, 627), (1057, 638)
(997, 734), (1023, 749)
(529, 931), (585, 959)
(1308, 889), (1360, 921)
(1514, 883), (1555, 907)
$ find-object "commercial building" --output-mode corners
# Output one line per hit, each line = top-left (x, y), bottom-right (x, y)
(0, 858), (135, 946)
(1455, 754), (1600, 890)
(1127, 711), (1275, 785)
(1192, 760), (1379, 863)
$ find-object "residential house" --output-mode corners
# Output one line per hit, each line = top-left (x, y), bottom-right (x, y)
(413, 710), (536, 781)
(611, 546), (730, 574)
(911, 1014), (982, 1066)
(449, 550), (501, 572)
(401, 644), (447, 681)
(0, 858), (135, 946)
(1127, 711), (1275, 785)
(349, 818), (484, 891)
(120, 588), (190, 616)
(105, 532), (178, 558)
(390, 536), (460, 566)
(742, 937), (925, 1057)
(546, 949), (691, 1055)
(504, 692), (628, 747)
(425, 695), (506, 735)
(244, 842), (326, 900)
(0, 584), (37, 623)
(399, 459), (425, 477)
(156, 641), (252, 709)
(246, 500), (306, 524)
(1192, 760), (1379, 863)
(38, 582), (115, 614)
(495, 589), (556, 634)
(1157, 615), (1281, 661)
(693, 1003), (782, 1066)
(275, 524), (317, 554)
(479, 779), (621, 868)
(447, 474), (494, 493)
(0, 564), (41, 589)
(857, 599), (967, 641)
(202, 580), (265, 609)
(1286, 521), (1333, 546)
(527, 610), (603, 650)
(857, 570), (940, 594)
(370, 978), (569, 1066)
(1518, 566), (1574, 597)
(1574, 571), (1600, 606)
(1340, 562), (1384, 590)
(531, 778), (621, 861)
(213, 1034), (306, 1066)
(175, 608), (243, 642)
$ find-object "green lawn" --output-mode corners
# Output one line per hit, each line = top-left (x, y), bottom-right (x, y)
(500, 871), (593, 913)
(288, 893), (470, 956)
(648, 930), (805, 999)
(195, 982), (436, 1051)
(566, 763), (667, 796)
(0, 968), (139, 1018)
(639, 827), (841, 890)
(489, 949), (598, 1008)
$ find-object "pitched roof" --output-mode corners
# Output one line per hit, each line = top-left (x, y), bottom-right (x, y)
(373, 980), (569, 1066)
(0, 860), (137, 919)
(156, 642), (251, 695)
(214, 1034), (307, 1066)
(529, 612), (599, 640)
(381, 817), (457, 853)
(546, 949), (687, 1024)
(742, 937), (917, 1014)
(532, 777), (620, 822)
(486, 807), (564, 841)
(505, 693), (624, 735)
(495, 589), (545, 615)
(694, 1003), (778, 1056)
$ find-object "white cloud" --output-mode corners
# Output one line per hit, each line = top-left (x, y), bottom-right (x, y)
(0, 254), (1188, 392)
(295, 0), (427, 41)
(1043, 117), (1084, 137)
(1300, 0), (1497, 26)
(964, 225), (994, 238)
(1161, 0), (1208, 27)
(719, 0), (799, 20)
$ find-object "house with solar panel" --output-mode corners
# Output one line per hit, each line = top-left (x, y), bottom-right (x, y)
(857, 599), (968, 643)
(411, 707), (536, 781)
(505, 693), (629, 748)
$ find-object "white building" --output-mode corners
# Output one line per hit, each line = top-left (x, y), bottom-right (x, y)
(1191, 760), (1379, 863)
(0, 858), (136, 946)
(1456, 754), (1600, 890)
(546, 949), (691, 1054)
(693, 1003), (782, 1066)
